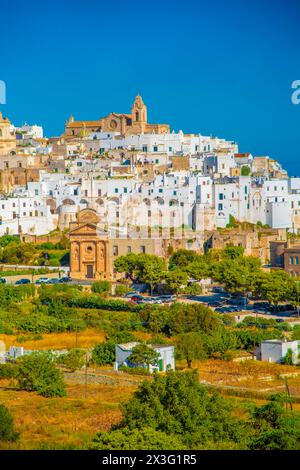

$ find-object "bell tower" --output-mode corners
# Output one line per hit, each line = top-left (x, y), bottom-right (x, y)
(131, 94), (147, 133)
(0, 113), (16, 156)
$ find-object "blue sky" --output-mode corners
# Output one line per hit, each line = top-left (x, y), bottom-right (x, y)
(1, 0), (300, 175)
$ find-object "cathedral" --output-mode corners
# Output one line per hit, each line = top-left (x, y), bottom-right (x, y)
(65, 95), (170, 139)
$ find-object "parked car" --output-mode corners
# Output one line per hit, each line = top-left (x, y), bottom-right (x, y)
(15, 278), (31, 285)
(0, 277), (6, 284)
(130, 295), (145, 302)
(46, 278), (60, 284)
(124, 291), (138, 298)
(59, 276), (72, 283)
(156, 295), (176, 303)
(212, 286), (225, 293)
(35, 277), (49, 284)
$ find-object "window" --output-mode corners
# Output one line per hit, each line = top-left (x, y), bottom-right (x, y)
(113, 245), (118, 256)
(116, 211), (119, 218)
(140, 245), (146, 254)
(155, 159), (159, 164)
(98, 189), (102, 196)
(23, 203), (26, 207)
(219, 193), (224, 200)
(296, 257), (299, 265)
(290, 256), (294, 265)
(169, 147), (172, 152)
(148, 210), (151, 217)
(115, 188), (118, 193)
(35, 189), (39, 195)
(218, 203), (223, 211)
(124, 187), (127, 193)
(142, 146), (147, 152)
(244, 186), (248, 194)
(153, 146), (158, 152)
(173, 191), (177, 196)
(159, 188), (163, 193)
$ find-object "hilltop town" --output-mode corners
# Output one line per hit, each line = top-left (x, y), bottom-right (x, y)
(1, 95), (300, 450)
(0, 95), (300, 278)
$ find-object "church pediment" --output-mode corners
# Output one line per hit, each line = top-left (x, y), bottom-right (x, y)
(70, 222), (109, 238)
(70, 223), (98, 236)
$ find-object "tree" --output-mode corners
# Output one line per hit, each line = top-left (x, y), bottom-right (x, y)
(183, 260), (210, 281)
(128, 343), (159, 370)
(0, 404), (19, 442)
(57, 348), (86, 372)
(164, 269), (188, 294)
(114, 253), (165, 291)
(17, 351), (66, 397)
(241, 165), (251, 176)
(283, 348), (294, 365)
(169, 249), (200, 269)
(249, 398), (300, 450)
(91, 341), (115, 365)
(168, 302), (222, 335)
(114, 253), (141, 282)
(91, 331), (135, 366)
(90, 427), (184, 450)
(176, 332), (206, 368)
(140, 255), (166, 293)
(118, 370), (245, 448)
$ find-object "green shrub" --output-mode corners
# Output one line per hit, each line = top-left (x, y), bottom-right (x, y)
(17, 351), (66, 397)
(57, 348), (86, 372)
(91, 342), (115, 366)
(91, 281), (111, 294)
(115, 284), (131, 297)
(0, 363), (18, 379)
(0, 404), (19, 442)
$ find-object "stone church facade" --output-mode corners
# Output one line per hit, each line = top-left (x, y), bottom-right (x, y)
(65, 95), (170, 140)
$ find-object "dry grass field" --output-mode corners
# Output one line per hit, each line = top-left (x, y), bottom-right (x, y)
(0, 328), (106, 351)
(0, 378), (137, 449)
(177, 359), (300, 395)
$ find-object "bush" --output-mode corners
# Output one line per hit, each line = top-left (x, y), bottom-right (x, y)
(57, 348), (86, 372)
(0, 404), (19, 442)
(91, 281), (111, 295)
(91, 427), (184, 450)
(17, 351), (66, 397)
(115, 284), (131, 297)
(181, 283), (203, 295)
(91, 342), (115, 366)
(0, 363), (18, 379)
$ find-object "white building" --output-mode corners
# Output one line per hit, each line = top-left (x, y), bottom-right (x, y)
(258, 339), (300, 364)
